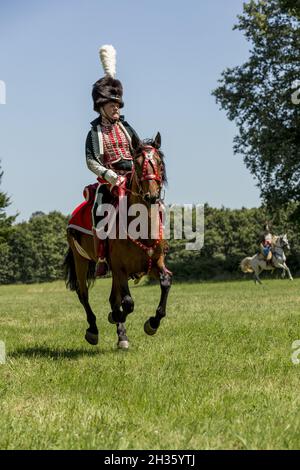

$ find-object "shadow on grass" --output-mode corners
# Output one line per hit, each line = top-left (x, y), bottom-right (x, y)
(9, 346), (106, 360)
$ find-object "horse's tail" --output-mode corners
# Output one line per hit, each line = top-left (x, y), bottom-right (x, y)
(63, 247), (78, 291)
(63, 238), (96, 291)
(240, 257), (254, 273)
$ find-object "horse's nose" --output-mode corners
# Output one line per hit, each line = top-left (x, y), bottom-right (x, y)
(145, 192), (159, 204)
(145, 193), (157, 204)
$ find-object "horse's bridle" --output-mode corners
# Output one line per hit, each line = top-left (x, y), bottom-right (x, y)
(130, 146), (163, 202)
(140, 147), (162, 182)
(280, 236), (290, 250)
(273, 236), (290, 254)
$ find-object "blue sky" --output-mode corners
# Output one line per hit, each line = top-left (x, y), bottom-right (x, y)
(0, 0), (261, 221)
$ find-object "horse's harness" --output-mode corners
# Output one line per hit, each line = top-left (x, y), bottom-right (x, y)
(125, 146), (164, 273)
(128, 147), (162, 200)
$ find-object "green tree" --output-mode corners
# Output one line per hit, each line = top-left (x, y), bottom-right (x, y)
(0, 164), (17, 283)
(10, 211), (69, 283)
(279, 0), (300, 17)
(212, 0), (300, 208)
(167, 203), (300, 281)
(0, 164), (16, 246)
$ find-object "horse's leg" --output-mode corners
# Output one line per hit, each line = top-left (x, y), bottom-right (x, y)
(144, 262), (172, 336)
(108, 275), (130, 349)
(108, 275), (129, 322)
(121, 280), (135, 319)
(116, 322), (129, 350)
(253, 265), (263, 285)
(250, 257), (262, 285)
(280, 263), (293, 281)
(109, 272), (134, 321)
(286, 265), (294, 281)
(73, 249), (99, 345)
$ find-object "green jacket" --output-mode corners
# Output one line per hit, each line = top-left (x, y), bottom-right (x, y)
(85, 114), (140, 178)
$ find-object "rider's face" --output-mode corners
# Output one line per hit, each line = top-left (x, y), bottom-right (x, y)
(103, 101), (120, 121)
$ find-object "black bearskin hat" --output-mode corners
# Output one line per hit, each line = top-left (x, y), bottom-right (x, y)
(92, 75), (124, 112)
(92, 45), (124, 112)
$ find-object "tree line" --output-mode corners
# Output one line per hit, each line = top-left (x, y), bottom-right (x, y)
(1, 175), (300, 284)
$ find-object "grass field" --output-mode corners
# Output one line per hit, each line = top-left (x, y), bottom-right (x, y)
(1, 277), (300, 449)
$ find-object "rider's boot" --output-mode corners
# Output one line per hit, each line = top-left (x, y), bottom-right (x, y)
(266, 253), (273, 265)
(261, 243), (272, 263)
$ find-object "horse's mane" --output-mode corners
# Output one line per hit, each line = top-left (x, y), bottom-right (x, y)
(136, 139), (168, 186)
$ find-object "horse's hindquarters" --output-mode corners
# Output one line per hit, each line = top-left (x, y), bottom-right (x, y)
(240, 257), (254, 273)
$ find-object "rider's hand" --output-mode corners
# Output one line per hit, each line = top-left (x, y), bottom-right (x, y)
(110, 175), (126, 193)
(104, 169), (118, 186)
(114, 175), (126, 187)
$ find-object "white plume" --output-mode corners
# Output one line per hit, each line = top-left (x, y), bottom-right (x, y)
(99, 45), (117, 78)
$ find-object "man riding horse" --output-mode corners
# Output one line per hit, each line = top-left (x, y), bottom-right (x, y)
(86, 45), (139, 276)
(259, 222), (273, 262)
(65, 45), (171, 347)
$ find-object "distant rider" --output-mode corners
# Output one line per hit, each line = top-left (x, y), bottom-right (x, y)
(259, 223), (273, 262)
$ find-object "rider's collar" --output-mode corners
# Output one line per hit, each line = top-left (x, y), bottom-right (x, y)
(90, 114), (125, 128)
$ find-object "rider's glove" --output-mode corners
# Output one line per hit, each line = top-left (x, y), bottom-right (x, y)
(104, 169), (118, 186)
(110, 175), (126, 194)
(114, 175), (126, 187)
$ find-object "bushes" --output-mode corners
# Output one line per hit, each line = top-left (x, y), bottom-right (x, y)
(0, 211), (69, 284)
(0, 203), (299, 284)
(167, 203), (300, 281)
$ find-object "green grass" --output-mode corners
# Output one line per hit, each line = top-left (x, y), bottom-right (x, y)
(1, 278), (300, 449)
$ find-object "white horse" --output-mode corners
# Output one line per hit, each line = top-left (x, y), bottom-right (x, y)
(240, 234), (293, 284)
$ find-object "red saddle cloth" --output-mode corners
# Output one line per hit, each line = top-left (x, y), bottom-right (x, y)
(67, 176), (128, 235)
(67, 183), (98, 235)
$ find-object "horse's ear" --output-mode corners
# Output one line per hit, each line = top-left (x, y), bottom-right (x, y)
(131, 133), (140, 151)
(153, 132), (161, 149)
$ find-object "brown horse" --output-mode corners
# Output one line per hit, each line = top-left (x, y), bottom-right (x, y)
(64, 132), (172, 349)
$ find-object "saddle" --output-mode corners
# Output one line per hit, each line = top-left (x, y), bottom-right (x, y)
(68, 177), (128, 234)
(259, 247), (273, 264)
(67, 177), (129, 276)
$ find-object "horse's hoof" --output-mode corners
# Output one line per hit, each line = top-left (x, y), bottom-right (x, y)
(118, 340), (129, 350)
(144, 319), (157, 336)
(108, 312), (116, 324)
(85, 331), (99, 345)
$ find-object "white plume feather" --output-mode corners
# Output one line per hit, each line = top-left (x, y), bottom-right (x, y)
(99, 45), (117, 78)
